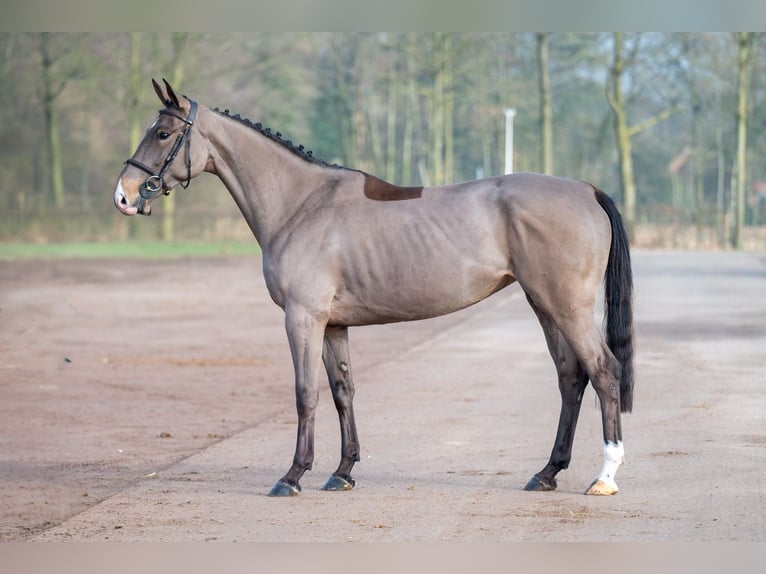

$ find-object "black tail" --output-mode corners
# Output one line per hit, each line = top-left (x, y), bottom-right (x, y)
(593, 188), (635, 413)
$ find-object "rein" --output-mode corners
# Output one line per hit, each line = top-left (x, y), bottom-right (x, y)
(126, 100), (198, 200)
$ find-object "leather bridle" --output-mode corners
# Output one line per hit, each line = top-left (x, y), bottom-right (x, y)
(125, 100), (198, 200)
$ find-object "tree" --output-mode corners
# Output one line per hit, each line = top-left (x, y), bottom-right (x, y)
(607, 33), (678, 241)
(0, 33), (25, 211)
(161, 32), (189, 243)
(116, 32), (154, 240)
(731, 32), (757, 249)
(607, 33), (638, 239)
(665, 33), (734, 247)
(38, 33), (67, 209)
(426, 33), (457, 186)
(400, 34), (418, 185)
(35, 33), (88, 211)
(3, 32), (766, 248)
(127, 32), (144, 153)
(537, 33), (553, 174)
(320, 34), (369, 171)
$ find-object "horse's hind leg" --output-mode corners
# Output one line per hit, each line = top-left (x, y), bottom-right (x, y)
(524, 298), (589, 492)
(321, 325), (360, 491)
(549, 309), (624, 495)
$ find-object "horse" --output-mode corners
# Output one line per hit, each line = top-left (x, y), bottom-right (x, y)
(114, 79), (634, 497)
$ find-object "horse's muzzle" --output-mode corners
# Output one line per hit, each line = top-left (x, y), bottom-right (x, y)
(115, 180), (154, 215)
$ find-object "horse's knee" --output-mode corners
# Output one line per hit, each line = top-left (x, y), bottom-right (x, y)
(591, 375), (620, 406)
(330, 366), (355, 400)
(331, 385), (354, 411)
(584, 353), (621, 399)
(296, 390), (319, 417)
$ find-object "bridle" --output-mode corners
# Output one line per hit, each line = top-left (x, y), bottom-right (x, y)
(125, 99), (198, 200)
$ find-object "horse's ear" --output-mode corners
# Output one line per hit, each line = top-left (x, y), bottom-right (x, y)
(152, 78), (170, 107)
(163, 78), (181, 109)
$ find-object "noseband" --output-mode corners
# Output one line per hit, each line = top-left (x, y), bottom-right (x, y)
(125, 100), (198, 200)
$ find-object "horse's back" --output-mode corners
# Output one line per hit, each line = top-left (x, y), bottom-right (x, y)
(498, 173), (606, 218)
(428, 172), (611, 270)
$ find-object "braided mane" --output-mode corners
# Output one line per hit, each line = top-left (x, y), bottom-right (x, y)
(212, 107), (338, 168)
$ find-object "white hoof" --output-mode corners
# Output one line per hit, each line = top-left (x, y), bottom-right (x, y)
(585, 478), (619, 496)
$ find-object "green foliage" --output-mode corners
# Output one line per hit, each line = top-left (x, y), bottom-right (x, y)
(0, 241), (261, 260)
(0, 32), (764, 249)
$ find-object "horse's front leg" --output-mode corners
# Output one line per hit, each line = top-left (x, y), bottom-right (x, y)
(268, 306), (328, 497)
(321, 325), (360, 491)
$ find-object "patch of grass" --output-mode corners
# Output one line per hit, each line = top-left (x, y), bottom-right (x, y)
(0, 241), (262, 260)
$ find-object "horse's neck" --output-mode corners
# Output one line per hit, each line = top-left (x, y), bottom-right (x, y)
(203, 111), (341, 246)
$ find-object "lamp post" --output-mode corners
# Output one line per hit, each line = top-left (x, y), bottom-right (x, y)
(504, 108), (516, 175)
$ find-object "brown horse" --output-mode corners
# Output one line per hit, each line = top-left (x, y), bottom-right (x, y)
(115, 80), (634, 497)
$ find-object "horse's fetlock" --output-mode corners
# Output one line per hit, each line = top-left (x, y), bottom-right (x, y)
(343, 447), (361, 462)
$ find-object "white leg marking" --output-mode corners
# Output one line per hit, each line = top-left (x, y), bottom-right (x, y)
(596, 440), (624, 491)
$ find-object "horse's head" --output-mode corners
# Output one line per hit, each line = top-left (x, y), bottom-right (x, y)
(114, 79), (206, 216)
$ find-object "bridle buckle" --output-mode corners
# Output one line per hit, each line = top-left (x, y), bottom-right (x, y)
(125, 99), (198, 201)
(141, 175), (164, 200)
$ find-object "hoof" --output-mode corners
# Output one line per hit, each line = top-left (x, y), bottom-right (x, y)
(268, 480), (301, 497)
(524, 475), (557, 491)
(322, 474), (355, 491)
(585, 479), (618, 496)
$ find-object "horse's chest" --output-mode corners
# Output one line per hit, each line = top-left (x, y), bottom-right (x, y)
(261, 247), (337, 310)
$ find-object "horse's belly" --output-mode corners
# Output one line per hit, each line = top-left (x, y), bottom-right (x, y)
(325, 193), (513, 325)
(328, 264), (513, 326)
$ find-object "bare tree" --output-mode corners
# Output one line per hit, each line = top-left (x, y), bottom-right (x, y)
(38, 33), (68, 209)
(537, 33), (553, 174)
(127, 33), (144, 153)
(428, 33), (455, 186)
(731, 32), (757, 249)
(161, 32), (189, 243)
(606, 33), (678, 241)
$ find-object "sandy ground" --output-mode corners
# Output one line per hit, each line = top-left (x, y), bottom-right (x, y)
(0, 250), (764, 541)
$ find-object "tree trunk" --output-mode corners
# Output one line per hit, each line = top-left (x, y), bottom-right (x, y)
(609, 32), (637, 241)
(477, 61), (493, 179)
(119, 32), (144, 241)
(430, 37), (445, 186)
(716, 89), (726, 248)
(385, 72), (398, 183)
(537, 33), (553, 175)
(401, 38), (416, 186)
(128, 32), (143, 153)
(162, 32), (189, 243)
(731, 32), (755, 250)
(368, 91), (385, 175)
(443, 35), (455, 184)
(692, 102), (705, 247)
(39, 33), (65, 210)
(429, 33), (455, 186)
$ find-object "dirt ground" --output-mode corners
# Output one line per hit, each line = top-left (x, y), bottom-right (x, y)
(0, 250), (764, 541)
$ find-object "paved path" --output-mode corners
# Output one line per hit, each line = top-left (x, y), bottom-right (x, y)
(5, 251), (764, 541)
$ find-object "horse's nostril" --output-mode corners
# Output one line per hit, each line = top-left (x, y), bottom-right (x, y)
(114, 182), (138, 215)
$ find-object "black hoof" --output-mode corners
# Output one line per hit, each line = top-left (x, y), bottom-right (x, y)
(268, 480), (301, 497)
(322, 474), (355, 491)
(524, 475), (557, 491)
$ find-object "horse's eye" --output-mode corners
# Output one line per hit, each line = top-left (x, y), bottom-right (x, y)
(156, 131), (171, 141)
